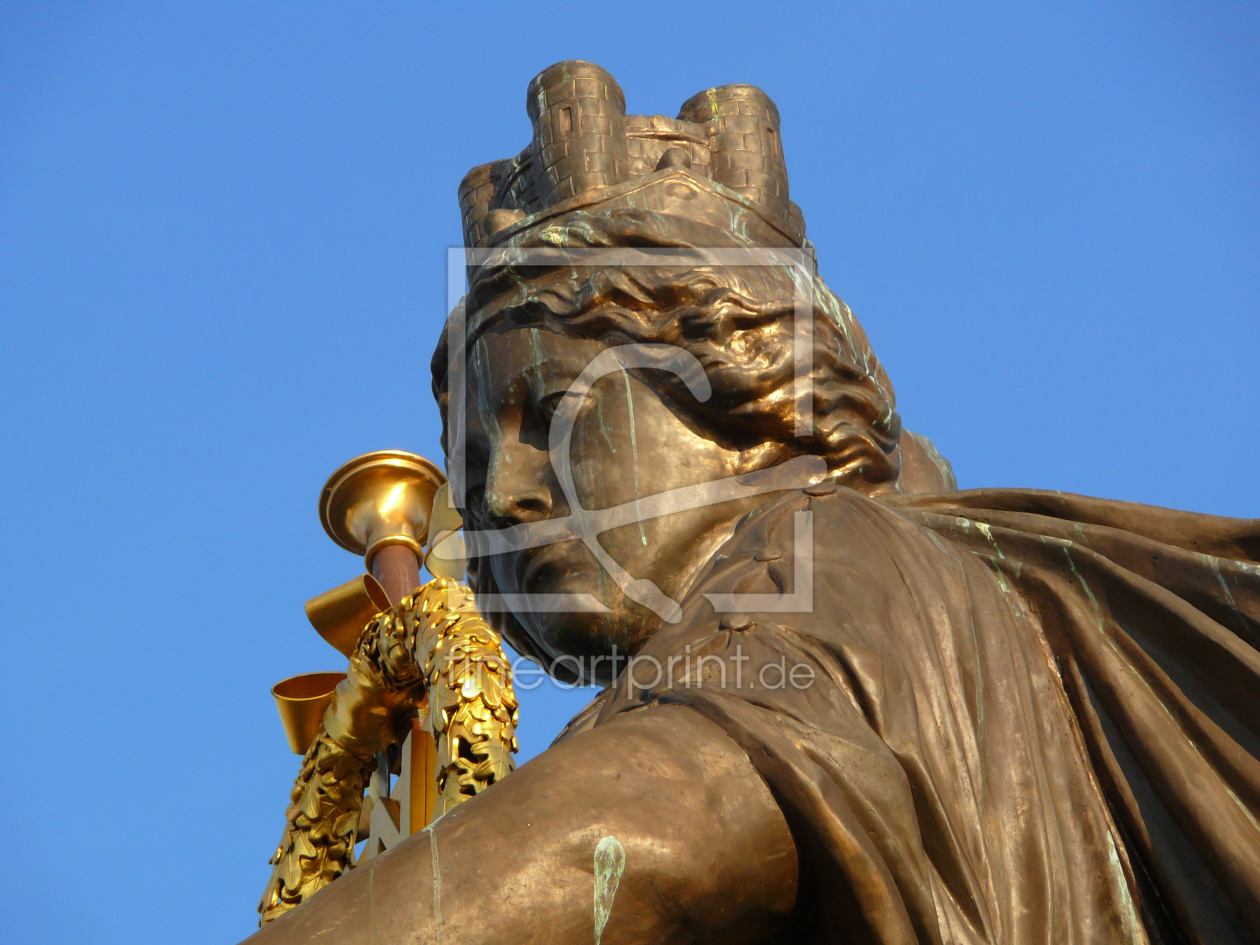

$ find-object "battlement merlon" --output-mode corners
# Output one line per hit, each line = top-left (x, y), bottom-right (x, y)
(456, 60), (804, 250)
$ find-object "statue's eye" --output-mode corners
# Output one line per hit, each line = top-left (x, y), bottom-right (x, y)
(535, 391), (570, 424)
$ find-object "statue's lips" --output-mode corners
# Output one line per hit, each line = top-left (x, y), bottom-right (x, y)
(518, 539), (593, 594)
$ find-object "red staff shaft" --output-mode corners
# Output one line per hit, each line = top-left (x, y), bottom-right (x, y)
(372, 544), (421, 607)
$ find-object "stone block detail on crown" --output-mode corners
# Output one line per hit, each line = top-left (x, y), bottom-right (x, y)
(456, 60), (805, 249)
(526, 61), (630, 207)
(676, 84), (790, 227)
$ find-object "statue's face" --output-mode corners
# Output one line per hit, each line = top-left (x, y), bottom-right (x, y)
(462, 326), (755, 682)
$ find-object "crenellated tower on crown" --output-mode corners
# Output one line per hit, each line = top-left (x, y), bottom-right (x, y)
(677, 83), (792, 233)
(526, 61), (629, 207)
(457, 60), (805, 250)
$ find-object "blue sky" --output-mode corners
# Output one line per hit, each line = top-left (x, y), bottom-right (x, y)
(1, 3), (1256, 942)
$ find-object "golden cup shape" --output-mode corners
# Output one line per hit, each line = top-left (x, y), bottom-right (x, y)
(318, 450), (446, 569)
(272, 671), (348, 754)
(423, 482), (468, 580)
(304, 573), (391, 657)
(426, 481), (464, 537)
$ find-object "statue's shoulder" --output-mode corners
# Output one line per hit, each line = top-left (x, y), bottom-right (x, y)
(549, 687), (613, 746)
(728, 479), (953, 560)
(702, 481), (968, 621)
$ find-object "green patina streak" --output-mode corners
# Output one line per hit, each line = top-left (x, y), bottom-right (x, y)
(428, 827), (444, 945)
(593, 835), (626, 944)
(976, 522), (1006, 561)
(1202, 552), (1250, 636)
(540, 225), (570, 247)
(1062, 544), (1104, 630)
(527, 327), (548, 408)
(595, 396), (617, 455)
(623, 367), (647, 545)
(474, 341), (509, 464)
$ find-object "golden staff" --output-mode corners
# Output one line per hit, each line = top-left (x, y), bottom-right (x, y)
(257, 451), (518, 927)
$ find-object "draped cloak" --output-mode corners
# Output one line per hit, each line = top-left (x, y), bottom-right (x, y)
(559, 486), (1260, 945)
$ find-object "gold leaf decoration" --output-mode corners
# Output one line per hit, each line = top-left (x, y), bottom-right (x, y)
(257, 577), (518, 926)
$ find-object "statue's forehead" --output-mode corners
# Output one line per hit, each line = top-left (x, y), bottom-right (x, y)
(467, 327), (608, 389)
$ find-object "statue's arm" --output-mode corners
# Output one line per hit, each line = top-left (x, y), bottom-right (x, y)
(242, 704), (798, 945)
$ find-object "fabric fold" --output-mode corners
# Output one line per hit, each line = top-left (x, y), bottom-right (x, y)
(570, 486), (1259, 943)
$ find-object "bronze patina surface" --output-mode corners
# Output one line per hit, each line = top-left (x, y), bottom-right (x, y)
(246, 61), (1260, 944)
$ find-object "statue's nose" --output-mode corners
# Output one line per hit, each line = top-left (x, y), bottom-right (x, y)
(485, 444), (554, 525)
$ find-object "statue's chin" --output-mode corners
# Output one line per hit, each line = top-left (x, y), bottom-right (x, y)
(522, 596), (660, 687)
(489, 542), (665, 683)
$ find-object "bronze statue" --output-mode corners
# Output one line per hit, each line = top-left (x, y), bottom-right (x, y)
(246, 61), (1260, 944)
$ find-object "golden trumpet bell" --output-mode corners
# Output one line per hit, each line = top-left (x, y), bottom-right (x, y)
(304, 573), (390, 657)
(318, 450), (446, 569)
(272, 671), (347, 754)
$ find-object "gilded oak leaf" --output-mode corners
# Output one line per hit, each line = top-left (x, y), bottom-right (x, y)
(470, 739), (515, 784)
